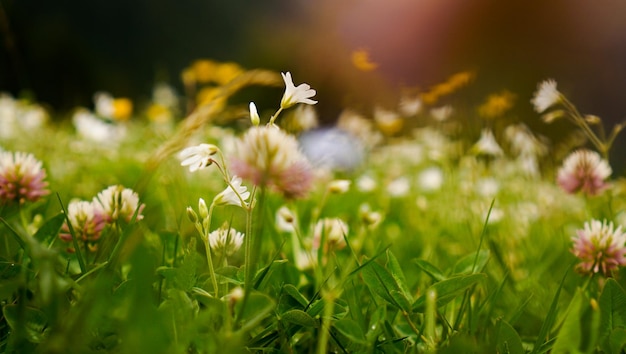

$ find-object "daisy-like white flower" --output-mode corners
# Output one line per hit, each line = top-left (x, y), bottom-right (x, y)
(531, 79), (561, 113)
(313, 218), (349, 252)
(208, 224), (245, 257)
(280, 72), (317, 109)
(471, 129), (504, 157)
(557, 149), (611, 196)
(571, 219), (626, 275)
(214, 176), (250, 207)
(94, 185), (145, 223)
(179, 144), (219, 172)
(0, 151), (49, 204)
(59, 200), (107, 246)
(275, 206), (297, 233)
(230, 126), (313, 198)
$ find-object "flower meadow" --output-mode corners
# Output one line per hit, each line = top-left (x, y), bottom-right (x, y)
(1, 62), (626, 354)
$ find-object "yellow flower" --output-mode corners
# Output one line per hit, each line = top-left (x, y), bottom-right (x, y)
(111, 98), (133, 121)
(351, 49), (378, 72)
(478, 90), (516, 119)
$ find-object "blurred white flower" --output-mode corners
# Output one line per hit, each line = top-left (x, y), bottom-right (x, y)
(73, 108), (126, 145)
(179, 144), (219, 172)
(328, 179), (351, 194)
(557, 149), (611, 196)
(476, 177), (499, 198)
(275, 206), (297, 233)
(418, 166), (444, 192)
(313, 218), (349, 251)
(387, 177), (410, 197)
(280, 72), (317, 109)
(299, 128), (365, 172)
(531, 79), (561, 113)
(399, 94), (422, 116)
(471, 129), (503, 157)
(430, 105), (453, 122)
(356, 174), (377, 193)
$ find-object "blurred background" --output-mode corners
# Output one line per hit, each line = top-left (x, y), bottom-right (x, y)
(1, 0), (626, 166)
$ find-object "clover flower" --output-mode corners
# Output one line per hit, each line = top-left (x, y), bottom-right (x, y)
(557, 149), (611, 196)
(179, 144), (219, 172)
(280, 72), (317, 109)
(531, 79), (561, 113)
(230, 126), (313, 198)
(59, 200), (107, 245)
(214, 176), (250, 207)
(208, 225), (245, 257)
(313, 218), (349, 252)
(94, 185), (145, 223)
(0, 151), (49, 204)
(571, 219), (626, 275)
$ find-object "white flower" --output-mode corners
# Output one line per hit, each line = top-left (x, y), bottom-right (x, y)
(418, 167), (444, 192)
(94, 92), (115, 118)
(313, 218), (349, 251)
(275, 206), (297, 233)
(249, 102), (260, 126)
(208, 226), (245, 257)
(280, 72), (317, 109)
(430, 105), (453, 122)
(387, 177), (410, 197)
(557, 149), (612, 196)
(94, 185), (145, 222)
(328, 179), (351, 194)
(531, 79), (561, 113)
(356, 175), (377, 193)
(214, 176), (250, 207)
(73, 108), (126, 144)
(179, 144), (219, 172)
(476, 177), (500, 198)
(471, 129), (504, 157)
(399, 94), (422, 116)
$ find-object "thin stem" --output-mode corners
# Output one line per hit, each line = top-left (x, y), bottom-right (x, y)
(268, 107), (284, 126)
(204, 201), (219, 298)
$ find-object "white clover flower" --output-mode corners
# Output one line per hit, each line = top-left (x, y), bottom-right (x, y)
(208, 226), (245, 257)
(214, 175), (250, 207)
(0, 150), (49, 204)
(249, 102), (260, 126)
(418, 166), (444, 192)
(328, 179), (351, 194)
(471, 129), (504, 157)
(280, 72), (317, 109)
(313, 218), (349, 251)
(356, 174), (377, 193)
(531, 79), (561, 113)
(387, 177), (411, 197)
(557, 149), (612, 196)
(179, 144), (219, 172)
(231, 126), (313, 198)
(59, 200), (107, 244)
(572, 219), (626, 275)
(94, 185), (145, 222)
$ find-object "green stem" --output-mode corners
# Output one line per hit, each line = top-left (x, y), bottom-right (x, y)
(316, 291), (335, 354)
(204, 201), (219, 298)
(268, 107), (284, 126)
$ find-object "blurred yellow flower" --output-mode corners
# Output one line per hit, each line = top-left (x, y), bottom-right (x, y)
(420, 71), (475, 104)
(111, 98), (133, 121)
(478, 90), (516, 119)
(351, 49), (378, 72)
(214, 62), (243, 85)
(191, 59), (218, 83)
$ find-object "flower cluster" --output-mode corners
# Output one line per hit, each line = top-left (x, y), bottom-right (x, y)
(0, 150), (50, 205)
(230, 126), (313, 198)
(571, 219), (626, 276)
(556, 149), (611, 196)
(59, 185), (145, 252)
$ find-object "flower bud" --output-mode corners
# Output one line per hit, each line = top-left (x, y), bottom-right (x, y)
(198, 198), (209, 220)
(186, 206), (198, 224)
(328, 180), (351, 194)
(249, 102), (260, 126)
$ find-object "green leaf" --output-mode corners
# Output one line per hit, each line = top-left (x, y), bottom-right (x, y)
(362, 261), (412, 312)
(33, 212), (65, 244)
(453, 250), (490, 275)
(386, 250), (413, 303)
(600, 278), (626, 339)
(413, 259), (446, 282)
(282, 284), (309, 308)
(494, 318), (524, 354)
(552, 288), (601, 354)
(280, 309), (318, 327)
(608, 328), (626, 354)
(334, 318), (366, 344)
(235, 291), (275, 334)
(3, 305), (48, 343)
(413, 273), (486, 311)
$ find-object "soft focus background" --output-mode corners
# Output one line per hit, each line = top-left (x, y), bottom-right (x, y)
(1, 0), (626, 167)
